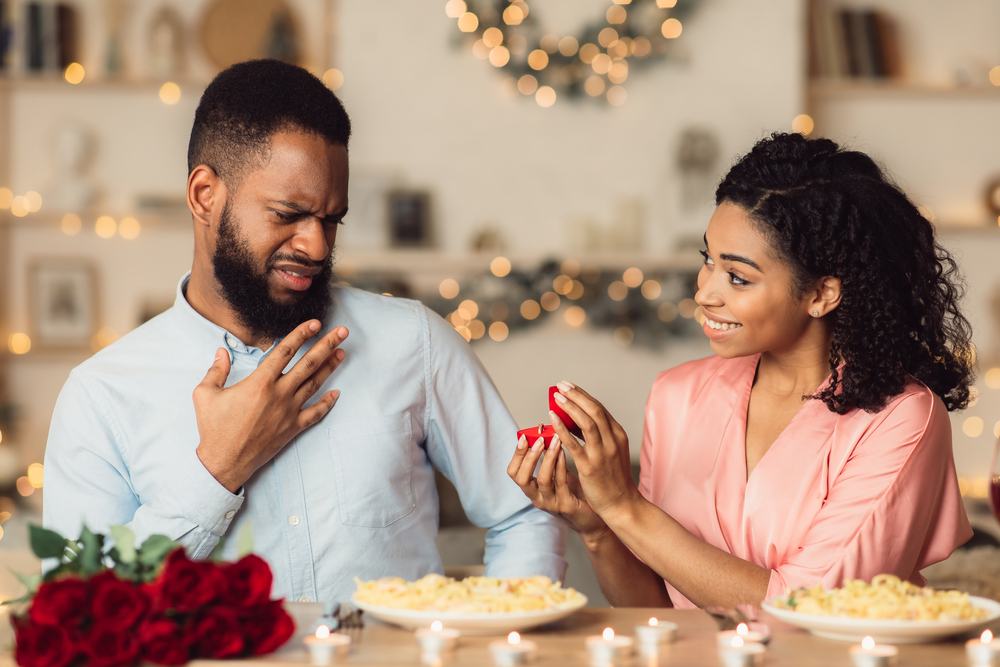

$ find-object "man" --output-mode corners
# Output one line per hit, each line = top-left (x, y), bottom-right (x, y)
(43, 59), (565, 602)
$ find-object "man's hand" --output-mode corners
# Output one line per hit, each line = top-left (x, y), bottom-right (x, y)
(193, 320), (348, 492)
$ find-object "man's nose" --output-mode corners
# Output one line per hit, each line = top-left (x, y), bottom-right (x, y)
(291, 218), (332, 261)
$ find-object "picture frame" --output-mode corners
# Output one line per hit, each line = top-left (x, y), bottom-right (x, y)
(28, 258), (99, 351)
(386, 188), (434, 247)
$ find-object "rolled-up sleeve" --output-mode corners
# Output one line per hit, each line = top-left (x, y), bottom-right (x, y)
(43, 370), (244, 559)
(764, 390), (972, 599)
(418, 305), (566, 581)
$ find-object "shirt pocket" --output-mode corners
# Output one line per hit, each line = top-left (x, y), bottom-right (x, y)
(327, 414), (417, 527)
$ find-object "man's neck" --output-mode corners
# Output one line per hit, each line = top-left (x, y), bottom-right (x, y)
(186, 262), (273, 350)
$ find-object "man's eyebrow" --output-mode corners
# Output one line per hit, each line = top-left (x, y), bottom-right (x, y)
(703, 234), (763, 271)
(271, 200), (349, 222)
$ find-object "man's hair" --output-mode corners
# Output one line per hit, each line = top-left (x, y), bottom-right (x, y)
(187, 59), (351, 189)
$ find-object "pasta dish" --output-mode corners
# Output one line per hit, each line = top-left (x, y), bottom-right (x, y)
(353, 574), (586, 613)
(773, 574), (989, 621)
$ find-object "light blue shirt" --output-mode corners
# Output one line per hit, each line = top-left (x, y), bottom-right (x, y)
(43, 275), (565, 602)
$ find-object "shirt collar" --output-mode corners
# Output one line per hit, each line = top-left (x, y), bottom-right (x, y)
(172, 272), (258, 356)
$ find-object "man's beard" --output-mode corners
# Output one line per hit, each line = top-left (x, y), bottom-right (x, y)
(212, 200), (334, 341)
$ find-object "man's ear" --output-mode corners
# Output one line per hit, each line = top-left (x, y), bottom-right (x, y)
(187, 164), (224, 228)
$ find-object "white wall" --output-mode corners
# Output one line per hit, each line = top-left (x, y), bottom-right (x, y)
(4, 0), (1000, 488)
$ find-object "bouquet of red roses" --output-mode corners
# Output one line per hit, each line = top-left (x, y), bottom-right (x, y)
(6, 525), (294, 667)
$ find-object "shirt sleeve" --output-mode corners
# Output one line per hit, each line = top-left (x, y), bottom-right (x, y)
(417, 304), (566, 581)
(764, 389), (972, 599)
(43, 369), (244, 560)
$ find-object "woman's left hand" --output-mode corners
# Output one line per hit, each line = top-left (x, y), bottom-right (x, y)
(549, 381), (639, 518)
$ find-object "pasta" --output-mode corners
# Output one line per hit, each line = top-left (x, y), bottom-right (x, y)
(353, 574), (586, 613)
(774, 574), (989, 621)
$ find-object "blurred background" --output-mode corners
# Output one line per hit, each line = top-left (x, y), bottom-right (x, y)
(0, 0), (998, 606)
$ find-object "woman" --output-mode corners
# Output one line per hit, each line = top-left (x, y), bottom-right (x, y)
(508, 132), (975, 609)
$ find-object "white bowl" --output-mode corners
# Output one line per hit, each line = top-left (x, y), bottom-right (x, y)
(761, 595), (1000, 644)
(351, 594), (587, 635)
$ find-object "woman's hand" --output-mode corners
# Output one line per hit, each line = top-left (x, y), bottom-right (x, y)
(548, 381), (639, 519)
(507, 434), (607, 537)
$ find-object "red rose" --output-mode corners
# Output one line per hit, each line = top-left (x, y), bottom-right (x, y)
(89, 571), (150, 631)
(190, 607), (245, 659)
(138, 617), (190, 666)
(240, 601), (295, 656)
(221, 554), (273, 607)
(29, 578), (89, 628)
(12, 616), (76, 667)
(150, 549), (225, 613)
(83, 624), (141, 667)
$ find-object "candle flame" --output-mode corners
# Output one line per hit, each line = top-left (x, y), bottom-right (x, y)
(508, 632), (521, 645)
(315, 625), (330, 639)
(431, 620), (443, 632)
(862, 636), (875, 650)
(648, 617), (658, 627)
(730, 636), (744, 648)
(983, 629), (994, 643)
(602, 627), (615, 641)
(736, 622), (749, 636)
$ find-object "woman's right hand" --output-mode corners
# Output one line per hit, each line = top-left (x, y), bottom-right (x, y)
(507, 436), (607, 538)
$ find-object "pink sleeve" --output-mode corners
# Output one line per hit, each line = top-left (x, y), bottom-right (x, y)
(765, 390), (972, 599)
(638, 374), (667, 502)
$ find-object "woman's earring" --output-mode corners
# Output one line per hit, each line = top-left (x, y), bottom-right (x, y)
(811, 310), (820, 317)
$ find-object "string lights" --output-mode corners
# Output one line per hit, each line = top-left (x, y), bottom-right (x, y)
(447, 0), (698, 106)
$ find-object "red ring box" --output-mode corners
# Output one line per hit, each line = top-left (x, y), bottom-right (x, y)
(516, 385), (583, 449)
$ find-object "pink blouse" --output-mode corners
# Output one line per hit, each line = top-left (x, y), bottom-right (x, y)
(637, 353), (972, 609)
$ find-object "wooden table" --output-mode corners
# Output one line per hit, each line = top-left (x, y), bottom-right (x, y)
(178, 607), (996, 667)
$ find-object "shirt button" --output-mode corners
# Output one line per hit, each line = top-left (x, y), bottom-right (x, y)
(288, 515), (300, 526)
(225, 510), (235, 520)
(225, 334), (238, 348)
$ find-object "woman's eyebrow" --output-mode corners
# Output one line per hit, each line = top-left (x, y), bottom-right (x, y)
(703, 234), (763, 272)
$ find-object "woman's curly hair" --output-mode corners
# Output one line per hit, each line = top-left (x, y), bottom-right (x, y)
(715, 132), (974, 413)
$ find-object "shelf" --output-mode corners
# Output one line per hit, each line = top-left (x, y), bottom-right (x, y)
(0, 74), (209, 93)
(808, 78), (1000, 99)
(335, 249), (702, 275)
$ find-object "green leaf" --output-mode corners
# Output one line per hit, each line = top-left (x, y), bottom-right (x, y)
(78, 526), (104, 575)
(109, 525), (136, 564)
(29, 525), (68, 560)
(8, 568), (41, 596)
(138, 534), (178, 568)
(234, 521), (254, 559)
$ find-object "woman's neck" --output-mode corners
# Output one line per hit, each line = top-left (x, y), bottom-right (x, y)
(756, 338), (832, 401)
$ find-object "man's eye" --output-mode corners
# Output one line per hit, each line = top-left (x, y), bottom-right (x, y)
(275, 211), (299, 222)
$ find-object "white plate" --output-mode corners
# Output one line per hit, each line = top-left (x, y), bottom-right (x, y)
(351, 594), (588, 635)
(761, 595), (1000, 644)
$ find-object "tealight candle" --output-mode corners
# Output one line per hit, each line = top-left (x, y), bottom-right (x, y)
(966, 629), (1000, 666)
(849, 635), (898, 667)
(719, 635), (766, 667)
(415, 620), (461, 659)
(717, 622), (770, 647)
(489, 631), (538, 666)
(304, 625), (351, 666)
(635, 617), (678, 656)
(585, 627), (634, 667)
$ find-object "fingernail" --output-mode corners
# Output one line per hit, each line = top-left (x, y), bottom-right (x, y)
(549, 410), (562, 423)
(335, 349), (345, 361)
(557, 381), (574, 392)
(337, 326), (348, 338)
(309, 320), (321, 332)
(552, 436), (560, 449)
(532, 438), (543, 450)
(517, 436), (527, 450)
(215, 348), (224, 361)
(553, 392), (567, 404)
